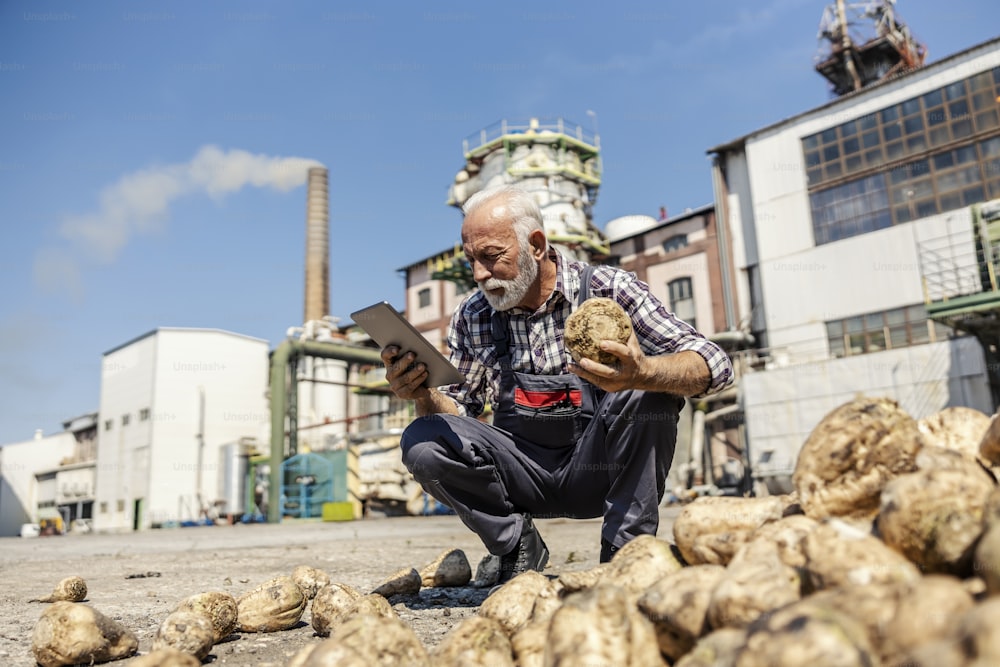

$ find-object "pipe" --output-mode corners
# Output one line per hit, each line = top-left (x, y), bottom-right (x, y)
(701, 386), (738, 404)
(268, 339), (383, 523)
(689, 405), (706, 487)
(710, 330), (755, 348)
(711, 156), (737, 331)
(837, 0), (863, 93)
(704, 403), (741, 423)
(295, 410), (391, 430)
(196, 386), (206, 518)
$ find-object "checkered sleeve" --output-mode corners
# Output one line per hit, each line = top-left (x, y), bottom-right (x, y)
(590, 266), (734, 398)
(436, 303), (490, 417)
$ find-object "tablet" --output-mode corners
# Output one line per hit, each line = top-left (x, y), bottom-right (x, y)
(350, 301), (465, 388)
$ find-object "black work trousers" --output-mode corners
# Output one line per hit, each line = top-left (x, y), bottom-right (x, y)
(400, 389), (682, 555)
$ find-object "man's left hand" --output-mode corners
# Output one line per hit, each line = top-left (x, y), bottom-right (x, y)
(569, 332), (646, 392)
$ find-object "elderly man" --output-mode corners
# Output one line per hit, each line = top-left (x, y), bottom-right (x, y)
(382, 185), (733, 585)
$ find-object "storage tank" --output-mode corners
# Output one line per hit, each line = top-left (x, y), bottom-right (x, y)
(297, 353), (348, 451)
(604, 214), (659, 242)
(218, 441), (249, 518)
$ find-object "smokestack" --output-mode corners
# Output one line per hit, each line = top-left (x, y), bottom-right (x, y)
(304, 166), (329, 323)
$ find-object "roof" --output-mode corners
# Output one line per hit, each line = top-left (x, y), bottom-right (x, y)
(399, 203), (718, 267)
(103, 327), (269, 356)
(706, 35), (1000, 156)
(397, 243), (463, 273)
(61, 412), (98, 432)
(605, 203), (715, 244)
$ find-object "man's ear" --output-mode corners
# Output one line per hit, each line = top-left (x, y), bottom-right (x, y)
(528, 229), (547, 259)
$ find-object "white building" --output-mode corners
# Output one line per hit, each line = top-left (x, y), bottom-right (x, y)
(0, 430), (76, 536)
(94, 328), (269, 531)
(0, 412), (98, 537)
(709, 37), (1000, 486)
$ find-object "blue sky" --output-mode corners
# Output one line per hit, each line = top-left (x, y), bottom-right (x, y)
(1, 0), (997, 444)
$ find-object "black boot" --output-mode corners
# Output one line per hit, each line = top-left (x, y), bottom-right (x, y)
(496, 514), (549, 586)
(600, 538), (620, 563)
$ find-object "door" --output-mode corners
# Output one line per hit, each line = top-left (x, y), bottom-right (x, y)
(133, 498), (144, 531)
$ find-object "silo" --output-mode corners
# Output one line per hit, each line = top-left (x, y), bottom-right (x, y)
(218, 441), (249, 518)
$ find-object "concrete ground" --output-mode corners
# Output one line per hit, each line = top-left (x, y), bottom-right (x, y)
(0, 506), (681, 666)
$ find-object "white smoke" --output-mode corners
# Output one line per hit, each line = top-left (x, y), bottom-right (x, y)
(34, 145), (322, 290)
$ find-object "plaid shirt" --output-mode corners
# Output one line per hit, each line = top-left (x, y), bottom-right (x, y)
(441, 250), (734, 417)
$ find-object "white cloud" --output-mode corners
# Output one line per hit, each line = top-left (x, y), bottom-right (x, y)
(35, 145), (322, 291)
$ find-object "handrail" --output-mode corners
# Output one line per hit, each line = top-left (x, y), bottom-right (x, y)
(461, 117), (598, 155)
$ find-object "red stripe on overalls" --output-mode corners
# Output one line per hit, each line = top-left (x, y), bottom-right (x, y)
(514, 388), (583, 408)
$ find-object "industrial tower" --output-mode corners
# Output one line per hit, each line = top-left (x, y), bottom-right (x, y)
(815, 0), (927, 97)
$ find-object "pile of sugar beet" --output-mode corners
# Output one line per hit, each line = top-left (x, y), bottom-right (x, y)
(26, 395), (1000, 666)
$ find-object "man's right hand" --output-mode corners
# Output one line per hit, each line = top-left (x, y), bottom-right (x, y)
(381, 345), (430, 401)
(381, 345), (461, 417)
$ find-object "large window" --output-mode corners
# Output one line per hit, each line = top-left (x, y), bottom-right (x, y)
(668, 277), (696, 330)
(826, 304), (952, 358)
(804, 66), (1000, 245)
(805, 67), (1000, 187)
(810, 173), (891, 244)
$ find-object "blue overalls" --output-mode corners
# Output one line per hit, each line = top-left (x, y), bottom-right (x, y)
(401, 268), (684, 556)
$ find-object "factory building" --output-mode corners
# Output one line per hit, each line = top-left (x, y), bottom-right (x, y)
(0, 422), (81, 537)
(708, 36), (1000, 488)
(0, 413), (98, 537)
(93, 328), (269, 531)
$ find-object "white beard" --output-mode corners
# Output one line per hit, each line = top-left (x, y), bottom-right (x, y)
(479, 247), (539, 311)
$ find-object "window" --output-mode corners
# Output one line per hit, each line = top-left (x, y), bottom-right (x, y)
(802, 67), (1000, 237)
(662, 235), (689, 254)
(99, 502), (108, 514)
(826, 304), (950, 358)
(810, 173), (890, 245)
(810, 133), (1000, 245)
(121, 414), (130, 427)
(826, 322), (846, 358)
(139, 408), (150, 422)
(982, 136), (1000, 198)
(104, 419), (113, 431)
(668, 278), (696, 330)
(116, 499), (125, 512)
(417, 288), (431, 308)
